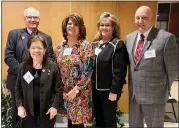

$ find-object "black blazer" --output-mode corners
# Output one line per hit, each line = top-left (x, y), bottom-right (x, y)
(92, 38), (129, 95)
(4, 28), (55, 91)
(15, 60), (63, 116)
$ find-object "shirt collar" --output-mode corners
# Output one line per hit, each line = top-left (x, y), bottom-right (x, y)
(138, 27), (152, 39)
(26, 28), (38, 35)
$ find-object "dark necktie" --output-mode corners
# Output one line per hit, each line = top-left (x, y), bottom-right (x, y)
(134, 34), (145, 64)
(31, 31), (36, 36)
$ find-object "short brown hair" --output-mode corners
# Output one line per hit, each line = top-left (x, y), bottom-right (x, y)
(93, 12), (120, 41)
(26, 35), (48, 66)
(62, 13), (86, 41)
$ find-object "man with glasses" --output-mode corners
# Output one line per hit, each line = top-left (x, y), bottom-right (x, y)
(4, 7), (55, 128)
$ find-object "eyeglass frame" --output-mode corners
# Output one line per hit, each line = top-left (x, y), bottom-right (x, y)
(25, 16), (40, 20)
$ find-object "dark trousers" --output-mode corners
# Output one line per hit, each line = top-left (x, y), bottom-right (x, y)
(11, 90), (21, 128)
(93, 90), (118, 128)
(21, 115), (56, 128)
(68, 119), (84, 128)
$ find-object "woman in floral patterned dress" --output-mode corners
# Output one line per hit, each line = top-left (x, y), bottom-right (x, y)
(55, 13), (95, 128)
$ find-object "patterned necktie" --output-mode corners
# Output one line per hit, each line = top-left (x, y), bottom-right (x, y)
(31, 31), (35, 36)
(134, 34), (145, 64)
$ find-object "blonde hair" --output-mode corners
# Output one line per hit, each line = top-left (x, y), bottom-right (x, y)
(93, 12), (120, 41)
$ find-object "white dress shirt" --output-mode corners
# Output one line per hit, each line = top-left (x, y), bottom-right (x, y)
(134, 27), (152, 55)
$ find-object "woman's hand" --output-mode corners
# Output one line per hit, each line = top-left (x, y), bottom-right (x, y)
(66, 89), (77, 101)
(18, 106), (27, 118)
(46, 107), (57, 120)
(66, 86), (80, 101)
(63, 93), (68, 100)
(108, 92), (117, 101)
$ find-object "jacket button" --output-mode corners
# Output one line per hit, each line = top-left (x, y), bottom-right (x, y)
(41, 82), (44, 87)
(41, 99), (43, 102)
(41, 90), (43, 93)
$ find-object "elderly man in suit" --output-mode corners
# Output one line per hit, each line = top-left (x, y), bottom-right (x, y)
(4, 7), (55, 128)
(125, 6), (178, 127)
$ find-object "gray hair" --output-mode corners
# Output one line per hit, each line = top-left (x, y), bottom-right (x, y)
(24, 7), (40, 17)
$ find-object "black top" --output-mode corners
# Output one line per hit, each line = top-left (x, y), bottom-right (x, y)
(33, 68), (41, 116)
(92, 38), (129, 95)
(15, 60), (63, 116)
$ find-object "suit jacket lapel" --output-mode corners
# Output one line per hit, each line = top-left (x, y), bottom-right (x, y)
(20, 29), (29, 57)
(40, 62), (49, 87)
(134, 40), (152, 67)
(38, 31), (43, 37)
(134, 27), (157, 68)
(129, 31), (138, 67)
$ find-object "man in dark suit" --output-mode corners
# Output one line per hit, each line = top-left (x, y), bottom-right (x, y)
(126, 6), (178, 127)
(4, 7), (55, 128)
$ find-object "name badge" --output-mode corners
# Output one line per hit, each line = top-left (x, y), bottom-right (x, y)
(144, 49), (156, 59)
(23, 71), (34, 84)
(63, 48), (72, 56)
(95, 48), (102, 55)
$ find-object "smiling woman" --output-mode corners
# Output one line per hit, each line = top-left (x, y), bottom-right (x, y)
(55, 13), (95, 128)
(91, 12), (129, 128)
(15, 35), (63, 128)
(2, 3), (159, 128)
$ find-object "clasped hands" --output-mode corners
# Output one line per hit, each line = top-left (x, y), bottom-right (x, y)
(18, 106), (57, 120)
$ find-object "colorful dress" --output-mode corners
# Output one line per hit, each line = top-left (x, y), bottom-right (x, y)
(55, 40), (95, 124)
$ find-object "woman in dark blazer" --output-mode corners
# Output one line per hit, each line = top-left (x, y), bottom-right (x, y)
(15, 35), (63, 128)
(92, 12), (129, 128)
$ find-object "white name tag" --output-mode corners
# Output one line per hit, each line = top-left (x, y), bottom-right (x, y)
(63, 48), (72, 56)
(95, 48), (102, 55)
(144, 49), (156, 59)
(23, 71), (34, 84)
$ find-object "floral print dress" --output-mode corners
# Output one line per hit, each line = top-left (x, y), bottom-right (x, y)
(55, 40), (95, 124)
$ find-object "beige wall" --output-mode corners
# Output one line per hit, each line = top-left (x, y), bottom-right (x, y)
(2, 1), (157, 113)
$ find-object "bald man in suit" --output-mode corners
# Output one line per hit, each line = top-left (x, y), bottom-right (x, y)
(125, 6), (178, 127)
(4, 7), (55, 128)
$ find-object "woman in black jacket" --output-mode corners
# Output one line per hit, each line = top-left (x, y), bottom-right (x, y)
(92, 12), (129, 128)
(15, 35), (63, 128)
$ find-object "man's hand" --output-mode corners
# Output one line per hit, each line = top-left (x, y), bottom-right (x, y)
(108, 92), (117, 101)
(46, 107), (57, 120)
(18, 106), (27, 118)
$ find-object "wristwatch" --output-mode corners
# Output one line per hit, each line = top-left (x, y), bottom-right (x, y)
(75, 88), (79, 94)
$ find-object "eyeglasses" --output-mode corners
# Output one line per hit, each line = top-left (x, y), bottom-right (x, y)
(26, 16), (39, 20)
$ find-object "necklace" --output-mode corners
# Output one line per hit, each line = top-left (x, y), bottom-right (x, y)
(34, 69), (39, 78)
(33, 64), (42, 78)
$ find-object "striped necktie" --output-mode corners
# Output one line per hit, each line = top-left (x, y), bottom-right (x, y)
(134, 34), (145, 64)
